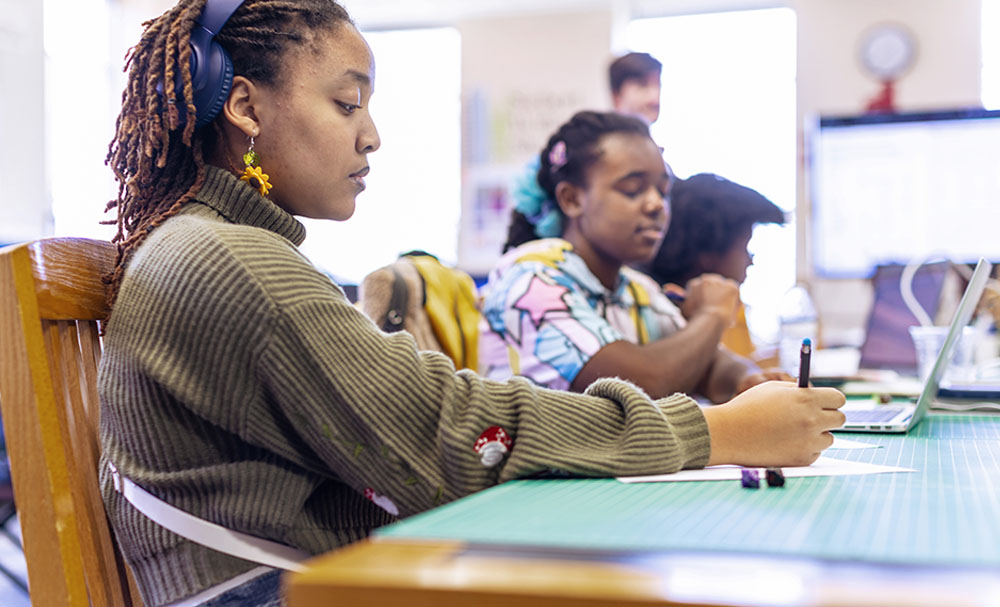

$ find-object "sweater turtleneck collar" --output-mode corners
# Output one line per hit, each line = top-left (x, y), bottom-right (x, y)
(193, 165), (307, 246)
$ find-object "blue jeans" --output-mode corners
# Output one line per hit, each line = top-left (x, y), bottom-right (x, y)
(198, 570), (283, 607)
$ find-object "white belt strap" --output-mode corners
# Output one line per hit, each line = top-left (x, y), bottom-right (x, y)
(108, 462), (308, 573)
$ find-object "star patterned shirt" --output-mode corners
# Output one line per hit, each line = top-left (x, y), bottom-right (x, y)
(479, 238), (686, 389)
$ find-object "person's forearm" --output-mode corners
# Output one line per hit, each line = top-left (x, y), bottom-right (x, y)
(646, 312), (731, 395)
(572, 311), (728, 398)
(698, 349), (759, 404)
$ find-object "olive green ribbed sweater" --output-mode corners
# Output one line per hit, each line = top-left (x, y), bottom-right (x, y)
(98, 166), (710, 606)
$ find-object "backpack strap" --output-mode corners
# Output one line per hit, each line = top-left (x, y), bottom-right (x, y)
(382, 267), (408, 333)
(107, 461), (308, 572)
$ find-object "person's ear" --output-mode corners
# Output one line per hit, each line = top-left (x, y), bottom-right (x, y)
(555, 181), (585, 219)
(220, 76), (260, 138)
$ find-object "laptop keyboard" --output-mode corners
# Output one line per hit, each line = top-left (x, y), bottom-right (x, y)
(845, 408), (905, 423)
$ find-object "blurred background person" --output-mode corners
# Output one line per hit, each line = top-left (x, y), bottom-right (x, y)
(636, 172), (786, 359)
(609, 51), (662, 125)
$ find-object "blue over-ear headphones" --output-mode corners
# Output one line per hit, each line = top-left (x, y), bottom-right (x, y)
(176, 0), (246, 128)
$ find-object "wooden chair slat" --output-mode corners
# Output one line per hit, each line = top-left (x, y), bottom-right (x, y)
(0, 246), (80, 605)
(0, 238), (141, 606)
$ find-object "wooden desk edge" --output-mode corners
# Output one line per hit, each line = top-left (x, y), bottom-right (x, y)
(284, 538), (1000, 607)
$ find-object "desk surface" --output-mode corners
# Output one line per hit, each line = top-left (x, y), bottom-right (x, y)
(286, 414), (1000, 606)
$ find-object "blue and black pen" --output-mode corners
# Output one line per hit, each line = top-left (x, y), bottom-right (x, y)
(798, 337), (811, 388)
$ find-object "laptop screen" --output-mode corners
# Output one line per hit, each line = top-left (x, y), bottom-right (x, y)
(910, 258), (993, 427)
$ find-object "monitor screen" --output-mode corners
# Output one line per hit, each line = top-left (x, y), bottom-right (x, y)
(808, 108), (1000, 277)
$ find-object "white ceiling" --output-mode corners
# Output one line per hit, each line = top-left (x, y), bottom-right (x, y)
(341, 0), (779, 28)
(109, 0), (775, 31)
(332, 0), (615, 28)
(111, 0), (620, 28)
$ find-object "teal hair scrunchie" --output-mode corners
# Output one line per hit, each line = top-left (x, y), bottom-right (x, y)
(512, 157), (563, 238)
(533, 203), (562, 238)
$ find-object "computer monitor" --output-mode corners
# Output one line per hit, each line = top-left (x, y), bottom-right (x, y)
(807, 108), (1000, 277)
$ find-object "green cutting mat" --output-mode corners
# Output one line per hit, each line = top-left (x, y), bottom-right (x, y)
(377, 415), (1000, 567)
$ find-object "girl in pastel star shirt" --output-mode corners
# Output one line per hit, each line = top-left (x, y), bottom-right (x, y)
(480, 111), (790, 402)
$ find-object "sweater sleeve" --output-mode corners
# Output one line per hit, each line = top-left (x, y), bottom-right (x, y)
(255, 290), (710, 517)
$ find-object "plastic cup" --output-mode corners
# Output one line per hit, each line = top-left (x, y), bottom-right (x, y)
(908, 325), (979, 383)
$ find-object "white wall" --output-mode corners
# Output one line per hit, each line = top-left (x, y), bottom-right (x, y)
(457, 10), (613, 273)
(459, 11), (611, 165)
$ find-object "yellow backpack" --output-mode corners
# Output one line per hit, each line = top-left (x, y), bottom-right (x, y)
(359, 252), (480, 371)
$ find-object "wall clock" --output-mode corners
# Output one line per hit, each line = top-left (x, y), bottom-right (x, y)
(859, 22), (916, 81)
(859, 23), (916, 112)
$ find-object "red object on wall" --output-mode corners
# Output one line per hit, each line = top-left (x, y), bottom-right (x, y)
(866, 80), (896, 113)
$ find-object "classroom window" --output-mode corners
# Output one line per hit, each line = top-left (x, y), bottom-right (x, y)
(45, 11), (462, 286)
(46, 0), (122, 241)
(983, 0), (1000, 109)
(626, 8), (797, 345)
(297, 27), (462, 284)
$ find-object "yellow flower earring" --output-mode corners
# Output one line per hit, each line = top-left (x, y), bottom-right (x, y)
(239, 135), (273, 196)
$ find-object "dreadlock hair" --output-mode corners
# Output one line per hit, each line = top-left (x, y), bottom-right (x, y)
(104, 0), (351, 315)
(640, 173), (786, 286)
(502, 110), (652, 252)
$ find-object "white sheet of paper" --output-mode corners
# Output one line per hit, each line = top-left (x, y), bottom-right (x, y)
(617, 456), (913, 484)
(828, 437), (882, 450)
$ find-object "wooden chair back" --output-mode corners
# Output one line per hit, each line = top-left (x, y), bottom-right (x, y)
(0, 237), (142, 606)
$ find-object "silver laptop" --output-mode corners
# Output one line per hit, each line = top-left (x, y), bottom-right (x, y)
(835, 257), (993, 433)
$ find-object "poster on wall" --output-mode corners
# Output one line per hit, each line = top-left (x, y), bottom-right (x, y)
(459, 164), (525, 278)
(460, 87), (585, 278)
(464, 87), (584, 166)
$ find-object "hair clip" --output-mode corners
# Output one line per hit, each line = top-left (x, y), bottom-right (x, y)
(548, 140), (567, 172)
